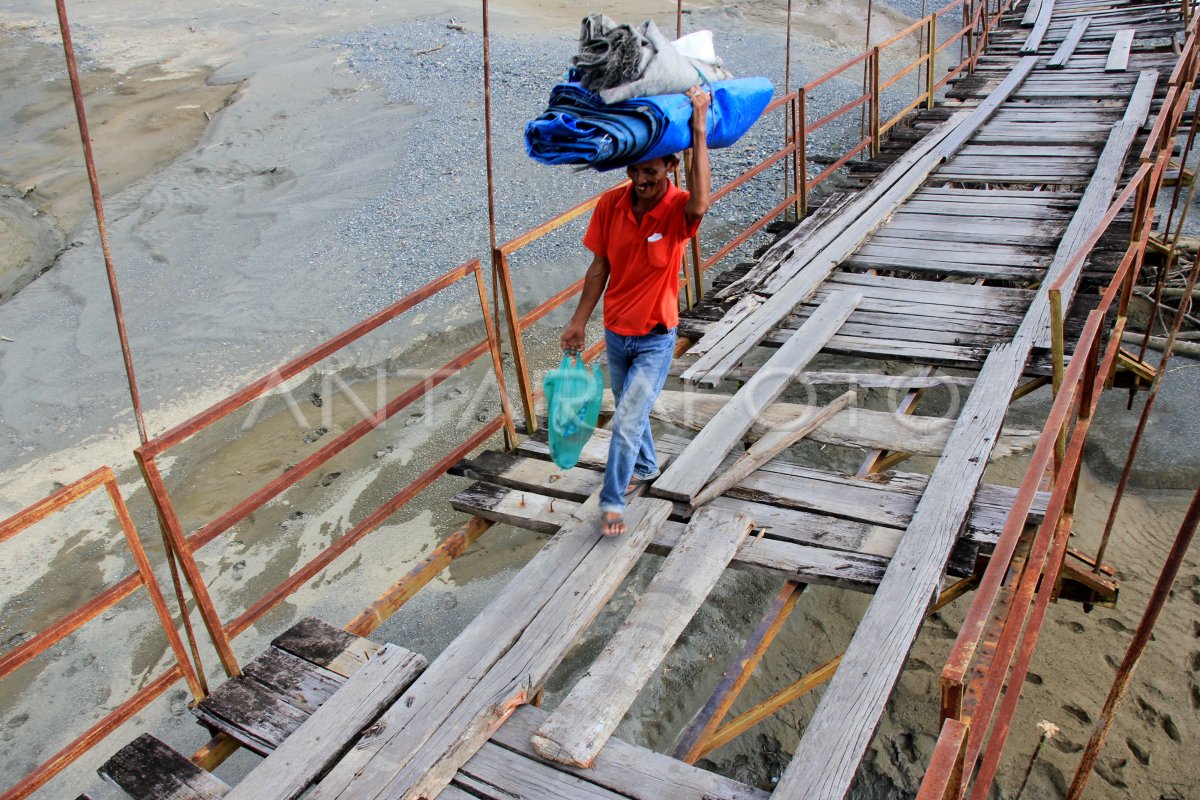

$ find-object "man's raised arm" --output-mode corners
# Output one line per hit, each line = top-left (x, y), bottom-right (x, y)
(685, 86), (711, 222)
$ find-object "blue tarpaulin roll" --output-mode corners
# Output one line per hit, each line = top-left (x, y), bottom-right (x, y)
(525, 76), (775, 171)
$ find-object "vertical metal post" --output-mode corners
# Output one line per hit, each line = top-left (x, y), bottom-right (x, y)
(927, 13), (939, 108)
(53, 0), (148, 444)
(480, 0), (527, 445)
(870, 47), (881, 157)
(494, 250), (538, 433)
(798, 88), (809, 217)
(472, 267), (518, 445)
(784, 0), (794, 216)
(1049, 288), (1067, 477)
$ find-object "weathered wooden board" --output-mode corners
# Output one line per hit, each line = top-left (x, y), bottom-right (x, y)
(1049, 17), (1092, 67)
(1021, 0), (1057, 52)
(1106, 29), (1136, 70)
(272, 616), (383, 679)
(531, 507), (753, 767)
(693, 392), (854, 508)
(663, 292), (860, 500)
(223, 644), (427, 800)
(99, 735), (230, 800)
(492, 705), (769, 800)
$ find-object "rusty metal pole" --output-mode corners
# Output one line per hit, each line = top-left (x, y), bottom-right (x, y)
(53, 0), (148, 444)
(784, 0), (794, 216)
(1094, 189), (1200, 570)
(479, 0), (516, 449)
(1065, 481), (1200, 800)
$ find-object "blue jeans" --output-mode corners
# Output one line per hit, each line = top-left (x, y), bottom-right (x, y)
(600, 327), (676, 515)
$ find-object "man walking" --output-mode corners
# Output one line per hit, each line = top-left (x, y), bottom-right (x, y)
(561, 86), (711, 536)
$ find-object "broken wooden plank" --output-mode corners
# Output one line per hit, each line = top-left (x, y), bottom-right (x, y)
(1021, 0), (1057, 53)
(223, 644), (427, 800)
(308, 495), (673, 800)
(494, 705), (769, 800)
(692, 392), (854, 508)
(662, 293), (861, 501)
(192, 675), (311, 754)
(530, 507), (753, 767)
(1106, 29), (1135, 70)
(99, 734), (230, 800)
(1049, 17), (1092, 67)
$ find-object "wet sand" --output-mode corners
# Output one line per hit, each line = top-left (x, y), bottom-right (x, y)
(1, 1), (1199, 798)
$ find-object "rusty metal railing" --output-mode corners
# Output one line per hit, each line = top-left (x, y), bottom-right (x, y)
(133, 259), (516, 677)
(0, 469), (203, 800)
(919, 10), (1200, 796)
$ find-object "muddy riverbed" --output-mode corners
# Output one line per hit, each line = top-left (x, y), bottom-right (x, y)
(1, 1), (1198, 798)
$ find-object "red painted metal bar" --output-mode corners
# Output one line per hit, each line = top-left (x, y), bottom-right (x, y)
(0, 466), (111, 542)
(186, 338), (491, 555)
(809, 140), (873, 189)
(224, 413), (506, 638)
(142, 260), (480, 457)
(807, 92), (871, 134)
(710, 140), (798, 204)
(1065, 482), (1200, 799)
(917, 719), (969, 800)
(0, 573), (142, 681)
(0, 665), (183, 800)
(701, 192), (799, 272)
(53, 0), (148, 444)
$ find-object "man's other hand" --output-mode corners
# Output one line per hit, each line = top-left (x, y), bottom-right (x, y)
(688, 86), (711, 133)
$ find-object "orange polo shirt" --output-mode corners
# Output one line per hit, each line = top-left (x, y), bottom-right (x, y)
(583, 182), (701, 336)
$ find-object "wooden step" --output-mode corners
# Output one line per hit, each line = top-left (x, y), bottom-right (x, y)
(99, 734), (229, 800)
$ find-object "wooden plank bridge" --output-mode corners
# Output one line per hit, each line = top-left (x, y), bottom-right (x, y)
(91, 0), (1190, 798)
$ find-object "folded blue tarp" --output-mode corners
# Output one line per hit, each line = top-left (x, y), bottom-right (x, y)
(525, 76), (775, 171)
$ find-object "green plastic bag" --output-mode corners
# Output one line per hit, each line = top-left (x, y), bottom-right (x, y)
(544, 353), (604, 469)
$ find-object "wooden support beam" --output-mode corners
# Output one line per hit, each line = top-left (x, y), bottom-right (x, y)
(692, 392), (855, 508)
(530, 507), (753, 767)
(656, 292), (861, 501)
(1105, 29), (1136, 71)
(223, 645), (427, 800)
(1049, 18), (1092, 68)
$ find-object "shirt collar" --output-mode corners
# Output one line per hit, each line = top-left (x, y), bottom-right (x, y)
(619, 180), (683, 224)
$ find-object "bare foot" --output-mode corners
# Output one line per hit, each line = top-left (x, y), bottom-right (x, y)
(601, 511), (626, 537)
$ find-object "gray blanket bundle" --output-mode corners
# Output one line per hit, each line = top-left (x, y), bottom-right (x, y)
(571, 14), (732, 104)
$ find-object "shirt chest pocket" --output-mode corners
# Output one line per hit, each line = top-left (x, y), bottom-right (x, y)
(645, 233), (673, 270)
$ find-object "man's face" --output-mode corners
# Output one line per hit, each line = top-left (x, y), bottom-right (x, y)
(626, 157), (674, 203)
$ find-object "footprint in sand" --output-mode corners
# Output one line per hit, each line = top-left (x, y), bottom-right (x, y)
(1126, 737), (1151, 766)
(1095, 757), (1128, 789)
(1162, 714), (1182, 743)
(1062, 703), (1092, 725)
(1052, 737), (1084, 754)
(1098, 617), (1133, 634)
(1191, 651), (1200, 673)
(1025, 671), (1044, 685)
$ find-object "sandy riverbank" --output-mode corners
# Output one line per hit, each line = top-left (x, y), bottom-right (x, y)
(1, 1), (1199, 798)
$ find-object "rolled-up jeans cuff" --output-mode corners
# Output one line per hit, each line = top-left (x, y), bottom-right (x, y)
(599, 502), (625, 515)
